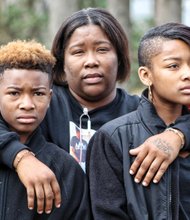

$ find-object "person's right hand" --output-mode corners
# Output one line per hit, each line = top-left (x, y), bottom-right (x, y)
(14, 151), (61, 214)
(129, 130), (182, 186)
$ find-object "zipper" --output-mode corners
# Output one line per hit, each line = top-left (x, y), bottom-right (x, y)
(167, 166), (172, 220)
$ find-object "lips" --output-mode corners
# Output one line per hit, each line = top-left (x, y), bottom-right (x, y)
(83, 73), (103, 84)
(180, 86), (190, 94)
(17, 115), (37, 124)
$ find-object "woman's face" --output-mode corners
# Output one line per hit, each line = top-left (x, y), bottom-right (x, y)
(149, 39), (190, 108)
(64, 24), (118, 107)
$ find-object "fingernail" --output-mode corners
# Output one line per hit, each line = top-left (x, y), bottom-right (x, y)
(56, 203), (61, 208)
(46, 210), (51, 214)
(38, 210), (43, 214)
(129, 169), (134, 175)
(142, 181), (148, 186)
(153, 179), (158, 184)
(134, 178), (140, 183)
(28, 207), (33, 210)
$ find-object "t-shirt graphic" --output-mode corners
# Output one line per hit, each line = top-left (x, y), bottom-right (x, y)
(69, 121), (95, 172)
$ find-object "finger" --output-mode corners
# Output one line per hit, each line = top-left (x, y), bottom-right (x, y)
(51, 179), (61, 208)
(27, 186), (35, 210)
(141, 157), (164, 186)
(129, 150), (148, 175)
(152, 162), (169, 184)
(43, 183), (54, 214)
(35, 185), (45, 214)
(129, 146), (141, 155)
(133, 153), (156, 183)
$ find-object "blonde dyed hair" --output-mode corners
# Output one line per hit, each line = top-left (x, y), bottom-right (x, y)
(0, 40), (56, 82)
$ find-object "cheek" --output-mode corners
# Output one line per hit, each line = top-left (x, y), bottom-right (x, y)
(0, 98), (10, 112)
(64, 64), (78, 82)
(37, 103), (50, 120)
(0, 104), (14, 124)
(107, 55), (118, 75)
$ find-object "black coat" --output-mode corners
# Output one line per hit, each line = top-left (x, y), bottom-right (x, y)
(86, 90), (190, 220)
(0, 129), (91, 220)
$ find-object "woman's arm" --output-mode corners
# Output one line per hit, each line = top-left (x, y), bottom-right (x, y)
(129, 114), (190, 186)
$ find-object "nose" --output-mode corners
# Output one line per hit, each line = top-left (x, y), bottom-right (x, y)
(84, 52), (99, 68)
(19, 95), (35, 110)
(182, 66), (190, 80)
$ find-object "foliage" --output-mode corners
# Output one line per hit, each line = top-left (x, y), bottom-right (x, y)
(78, 0), (106, 8)
(126, 18), (154, 94)
(0, 0), (48, 45)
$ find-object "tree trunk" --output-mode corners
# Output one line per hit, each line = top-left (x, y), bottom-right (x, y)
(46, 0), (79, 48)
(107, 0), (131, 39)
(155, 0), (182, 25)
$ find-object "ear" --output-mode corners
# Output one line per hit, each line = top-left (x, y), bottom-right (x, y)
(138, 66), (152, 86)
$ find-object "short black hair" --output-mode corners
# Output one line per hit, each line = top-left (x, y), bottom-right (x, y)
(138, 22), (190, 68)
(51, 8), (130, 84)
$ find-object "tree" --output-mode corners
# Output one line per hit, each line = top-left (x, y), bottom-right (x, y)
(0, 0), (47, 45)
(107, 0), (131, 39)
(46, 0), (79, 48)
(155, 0), (182, 25)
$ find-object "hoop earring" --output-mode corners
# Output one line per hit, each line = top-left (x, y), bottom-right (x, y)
(148, 84), (153, 102)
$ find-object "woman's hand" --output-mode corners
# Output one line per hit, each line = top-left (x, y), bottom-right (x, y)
(129, 130), (183, 186)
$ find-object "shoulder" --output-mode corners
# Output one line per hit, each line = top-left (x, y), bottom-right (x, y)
(52, 84), (68, 97)
(117, 88), (140, 110)
(118, 88), (140, 102)
(100, 110), (140, 136)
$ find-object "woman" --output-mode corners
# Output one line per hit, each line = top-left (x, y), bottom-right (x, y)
(0, 8), (189, 214)
(87, 22), (190, 219)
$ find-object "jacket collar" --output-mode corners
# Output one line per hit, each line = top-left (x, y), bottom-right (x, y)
(137, 89), (189, 135)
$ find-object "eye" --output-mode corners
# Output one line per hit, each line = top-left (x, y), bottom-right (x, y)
(167, 63), (179, 70)
(72, 49), (84, 56)
(9, 91), (19, 96)
(34, 91), (45, 96)
(97, 47), (109, 53)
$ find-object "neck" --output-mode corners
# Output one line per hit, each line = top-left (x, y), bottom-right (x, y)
(153, 100), (183, 126)
(70, 89), (117, 111)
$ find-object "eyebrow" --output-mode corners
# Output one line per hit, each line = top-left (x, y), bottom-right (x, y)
(163, 57), (182, 62)
(6, 85), (47, 90)
(69, 40), (112, 49)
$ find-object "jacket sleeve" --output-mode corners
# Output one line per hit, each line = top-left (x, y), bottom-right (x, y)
(172, 114), (190, 150)
(0, 115), (29, 168)
(46, 154), (92, 220)
(86, 130), (130, 220)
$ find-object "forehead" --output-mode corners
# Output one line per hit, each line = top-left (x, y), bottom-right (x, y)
(68, 24), (109, 44)
(0, 69), (49, 85)
(152, 39), (190, 59)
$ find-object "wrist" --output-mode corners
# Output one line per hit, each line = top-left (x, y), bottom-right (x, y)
(14, 150), (35, 171)
(165, 128), (185, 150)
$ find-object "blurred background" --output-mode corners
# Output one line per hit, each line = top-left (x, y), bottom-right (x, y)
(0, 0), (189, 93)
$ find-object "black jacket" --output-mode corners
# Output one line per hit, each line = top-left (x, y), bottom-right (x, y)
(86, 90), (190, 220)
(0, 129), (91, 220)
(0, 84), (189, 168)
(0, 84), (140, 168)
